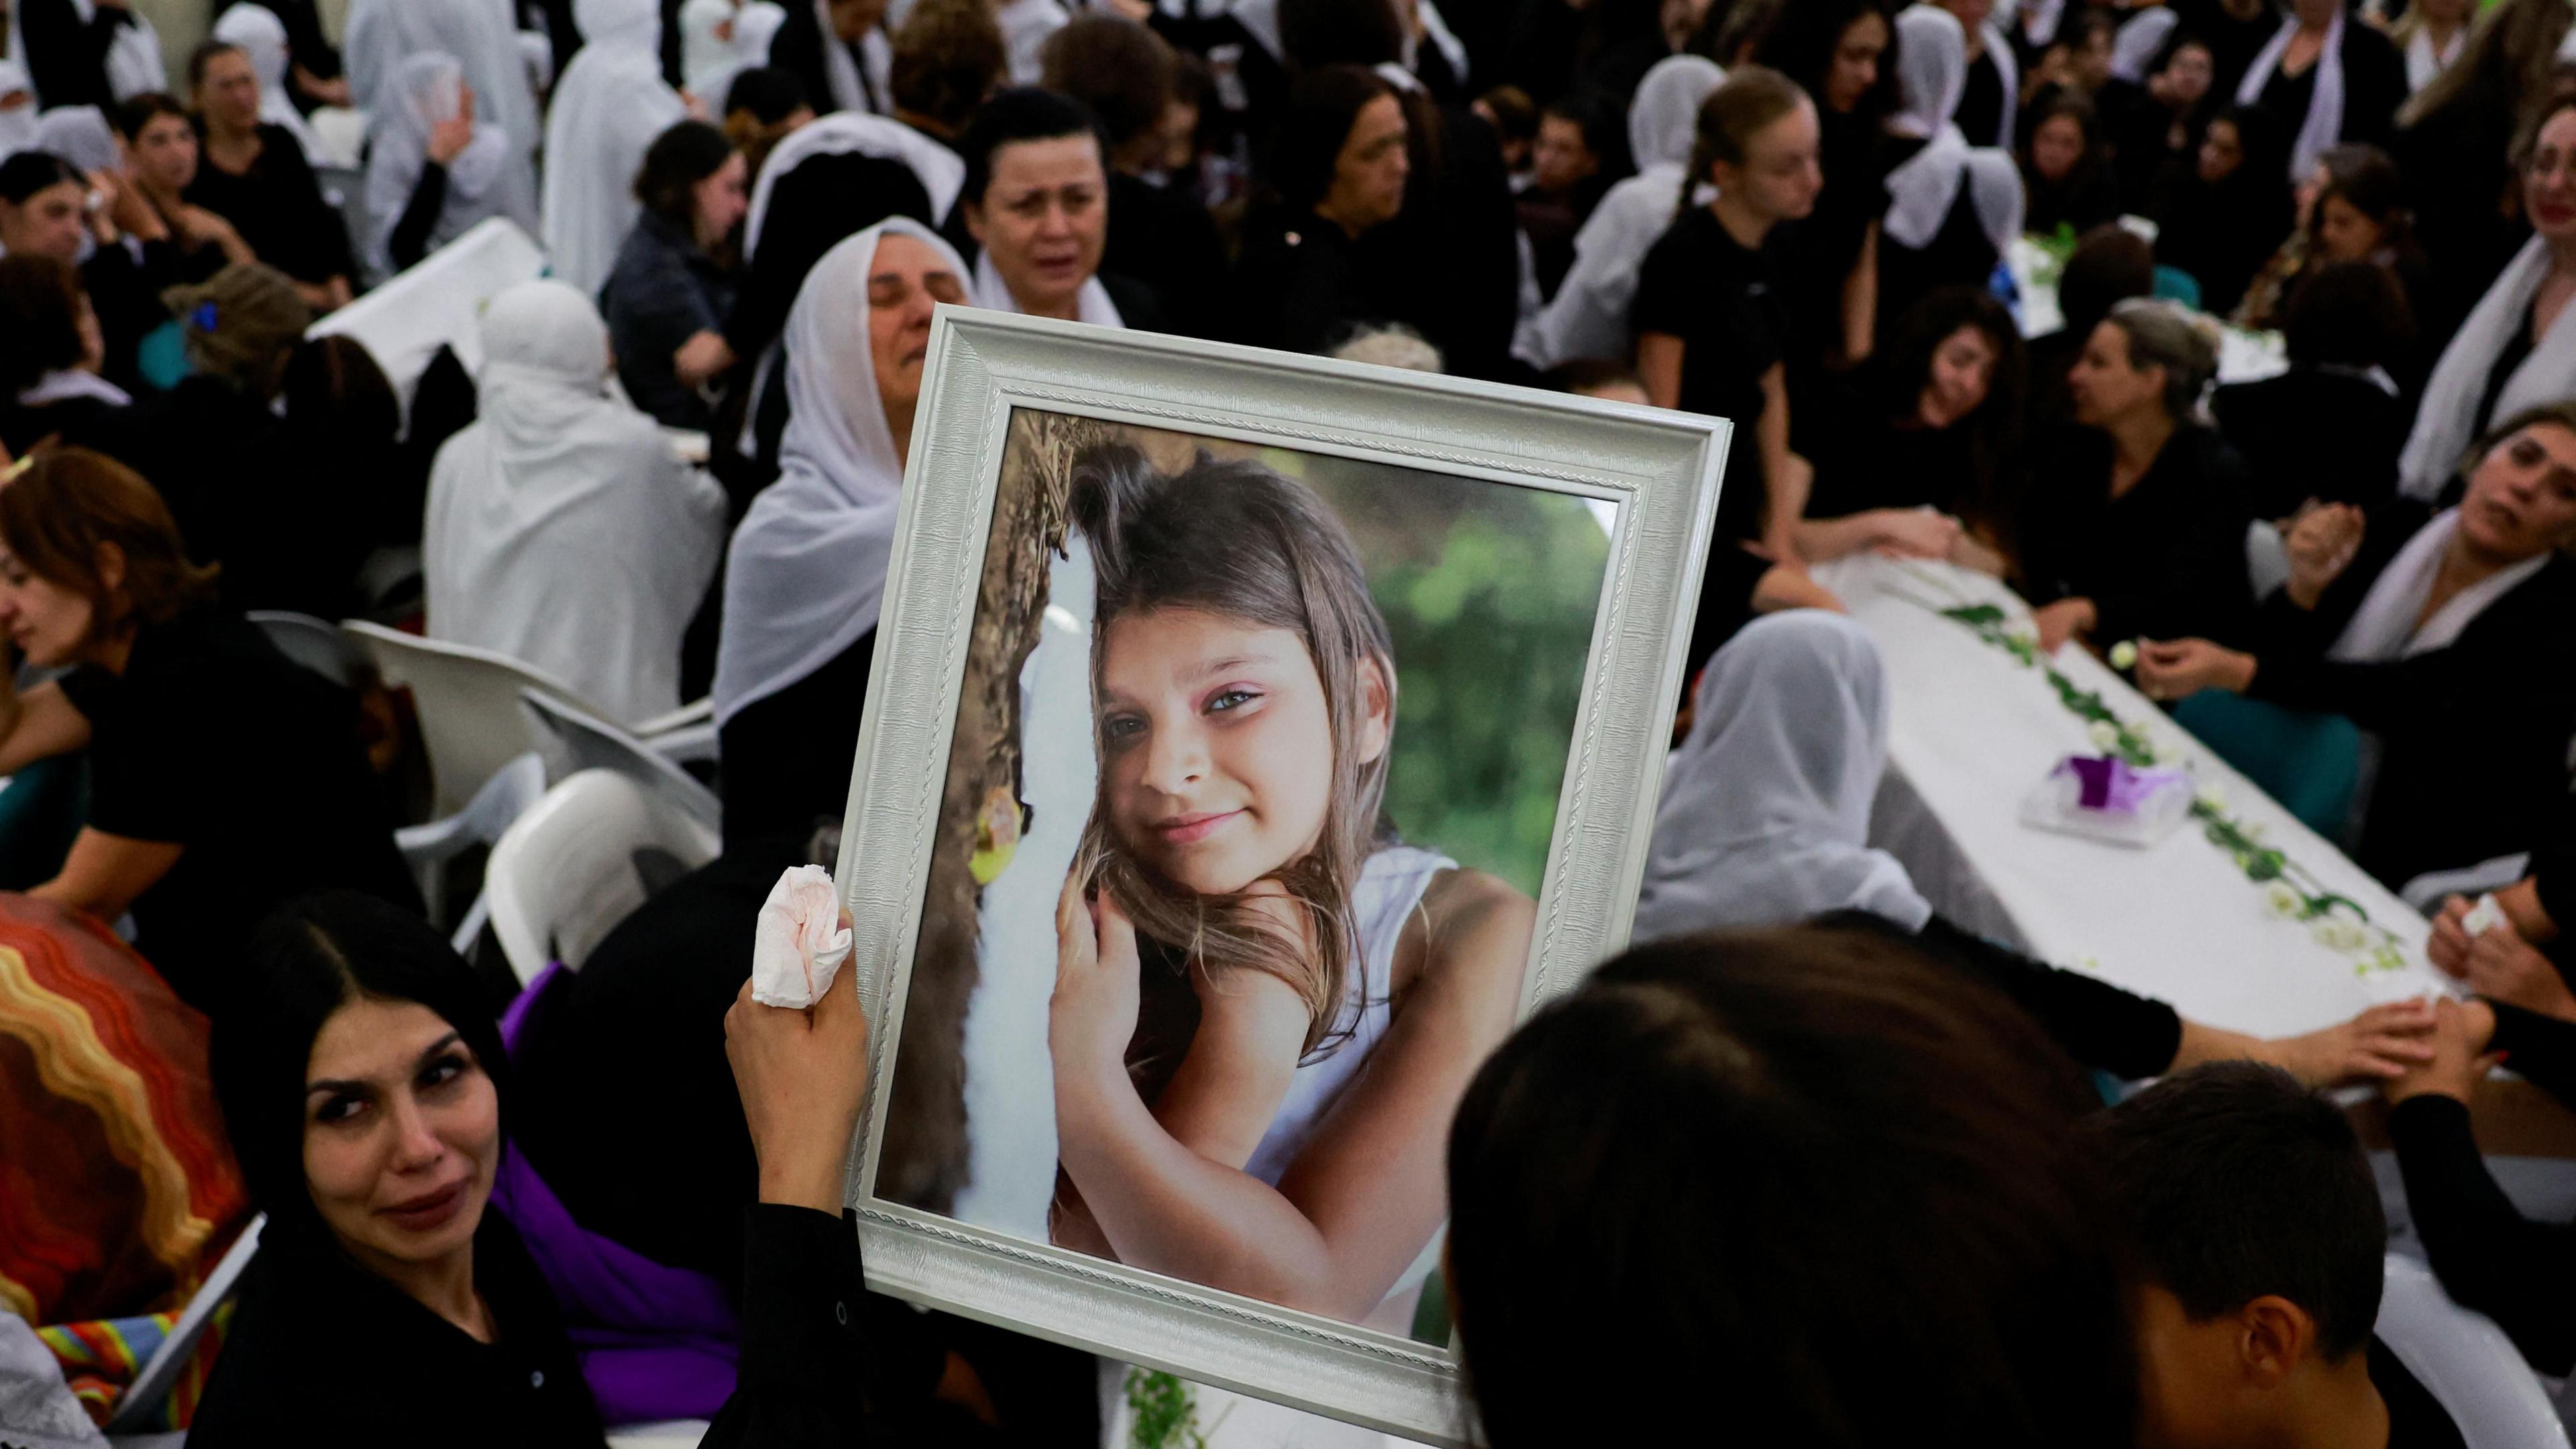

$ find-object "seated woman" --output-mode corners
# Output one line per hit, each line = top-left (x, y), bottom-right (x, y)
(425, 280), (727, 727)
(1799, 285), (2023, 575)
(2152, 105), (2293, 317)
(2398, 97), (2576, 502)
(2022, 298), (2257, 654)
(2020, 93), (2121, 238)
(1633, 610), (2434, 1087)
(600, 120), (749, 432)
(2235, 144), (2428, 345)
(1876, 6), (2023, 348)
(363, 52), (515, 278)
(207, 4), (327, 164)
(1446, 920), (2134, 1446)
(2105, 34), (2214, 213)
(0, 256), (129, 458)
(193, 889), (920, 1446)
(713, 219), (968, 847)
(109, 93), (249, 288)
(0, 450), (418, 1017)
(957, 87), (1157, 329)
(1, 147), (186, 392)
(2133, 403), (2576, 892)
(1229, 64), (1413, 358)
(2209, 260), (2414, 517)
(183, 40), (357, 312)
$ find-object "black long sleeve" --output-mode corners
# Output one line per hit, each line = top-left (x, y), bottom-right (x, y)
(2532, 792), (2576, 939)
(19, 0), (130, 109)
(388, 162), (451, 273)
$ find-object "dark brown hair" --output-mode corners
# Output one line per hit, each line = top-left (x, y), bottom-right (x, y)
(0, 254), (89, 392)
(0, 449), (218, 639)
(889, 0), (1007, 136)
(1041, 13), (1173, 155)
(111, 91), (191, 142)
(1448, 924), (2135, 1448)
(186, 39), (250, 95)
(633, 119), (739, 233)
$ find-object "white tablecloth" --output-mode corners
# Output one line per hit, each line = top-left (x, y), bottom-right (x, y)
(1812, 555), (2449, 1039)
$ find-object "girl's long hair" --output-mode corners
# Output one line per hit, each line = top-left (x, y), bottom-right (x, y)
(1067, 443), (1396, 1075)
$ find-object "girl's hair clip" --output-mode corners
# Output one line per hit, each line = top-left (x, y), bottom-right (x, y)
(192, 301), (219, 333)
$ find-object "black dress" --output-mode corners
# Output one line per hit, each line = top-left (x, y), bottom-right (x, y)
(2246, 22), (2408, 155)
(716, 631), (873, 850)
(2207, 367), (2405, 516)
(765, 1), (882, 115)
(1102, 171), (1227, 339)
(1228, 208), (1389, 358)
(53, 610), (420, 1015)
(2019, 423), (2258, 646)
(1779, 107), (1890, 386)
(2241, 501), (2576, 889)
(1955, 46), (2010, 152)
(182, 125), (357, 287)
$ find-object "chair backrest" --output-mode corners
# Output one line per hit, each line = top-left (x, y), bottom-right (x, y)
(2399, 853), (2537, 917)
(248, 610), (376, 692)
(519, 690), (722, 836)
(306, 215), (545, 413)
(102, 1214), (266, 1434)
(2375, 1253), (2571, 1449)
(485, 769), (721, 985)
(342, 621), (608, 816)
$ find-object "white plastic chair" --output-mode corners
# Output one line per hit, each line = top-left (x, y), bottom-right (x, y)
(519, 691), (721, 836)
(395, 751), (547, 949)
(101, 1215), (265, 1434)
(484, 769), (721, 986)
(2402, 853), (2536, 916)
(2375, 1253), (2570, 1449)
(248, 610), (376, 690)
(605, 1423), (713, 1448)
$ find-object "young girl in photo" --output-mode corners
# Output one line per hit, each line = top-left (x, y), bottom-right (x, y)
(1047, 442), (1535, 1330)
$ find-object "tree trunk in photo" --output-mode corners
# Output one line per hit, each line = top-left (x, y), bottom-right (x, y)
(877, 411), (1096, 1213)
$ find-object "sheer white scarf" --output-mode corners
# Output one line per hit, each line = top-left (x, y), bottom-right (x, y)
(2235, 8), (2346, 183)
(1885, 7), (2023, 253)
(2328, 508), (2553, 663)
(2398, 236), (2576, 498)
(970, 250), (1124, 327)
(541, 0), (689, 299)
(364, 52), (517, 278)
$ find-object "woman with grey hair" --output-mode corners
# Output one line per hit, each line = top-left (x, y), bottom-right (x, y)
(2021, 298), (2259, 655)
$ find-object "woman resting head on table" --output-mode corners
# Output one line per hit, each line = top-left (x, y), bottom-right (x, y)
(1633, 612), (2436, 1087)
(195, 889), (900, 1448)
(1446, 923), (2137, 1447)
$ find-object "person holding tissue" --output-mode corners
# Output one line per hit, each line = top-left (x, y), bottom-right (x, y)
(191, 888), (935, 1447)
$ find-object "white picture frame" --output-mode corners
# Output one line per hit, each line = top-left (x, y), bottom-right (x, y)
(830, 307), (1729, 1444)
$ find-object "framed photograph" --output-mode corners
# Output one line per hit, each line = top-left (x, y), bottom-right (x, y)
(832, 308), (1727, 1444)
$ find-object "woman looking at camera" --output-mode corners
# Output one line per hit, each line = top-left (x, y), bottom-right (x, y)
(1230, 64), (1412, 358)
(2132, 405), (2576, 892)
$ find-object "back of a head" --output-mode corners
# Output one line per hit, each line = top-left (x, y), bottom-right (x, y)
(2092, 1062), (2385, 1362)
(890, 0), (1007, 136)
(724, 64), (809, 126)
(2282, 260), (2413, 372)
(955, 87), (1103, 213)
(212, 892), (511, 1245)
(479, 277), (613, 386)
(283, 333), (400, 445)
(0, 150), (80, 206)
(2108, 297), (2218, 416)
(0, 254), (87, 392)
(166, 261), (313, 394)
(1447, 925), (2133, 1448)
(1330, 323), (1442, 372)
(1279, 0), (1403, 72)
(1040, 13), (1173, 153)
(2059, 223), (2155, 336)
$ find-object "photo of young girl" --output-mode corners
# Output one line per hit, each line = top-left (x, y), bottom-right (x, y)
(877, 413), (1609, 1345)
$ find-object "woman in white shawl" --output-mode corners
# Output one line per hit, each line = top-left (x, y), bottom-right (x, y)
(1879, 6), (2021, 335)
(424, 278), (725, 726)
(364, 52), (517, 279)
(682, 0), (788, 103)
(2231, 0), (2406, 184)
(1638, 612), (2440, 1083)
(1513, 54), (1723, 372)
(29, 104), (117, 174)
(209, 5), (325, 166)
(712, 217), (968, 843)
(543, 0), (690, 299)
(343, 0), (538, 227)
(2398, 97), (2576, 500)
(957, 87), (1125, 326)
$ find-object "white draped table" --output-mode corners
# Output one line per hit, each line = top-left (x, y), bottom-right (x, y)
(1810, 555), (2450, 1039)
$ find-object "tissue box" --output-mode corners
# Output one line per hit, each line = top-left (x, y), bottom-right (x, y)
(2018, 755), (2194, 849)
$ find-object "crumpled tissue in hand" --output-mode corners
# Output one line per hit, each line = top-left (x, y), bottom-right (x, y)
(752, 865), (853, 1009)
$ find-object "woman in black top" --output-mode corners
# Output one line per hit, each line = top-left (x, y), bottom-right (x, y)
(108, 93), (246, 288)
(2152, 105), (2294, 317)
(2023, 299), (2257, 655)
(2020, 94), (2121, 237)
(1754, 0), (1895, 378)
(2133, 404), (2576, 892)
(195, 890), (908, 1448)
(0, 150), (188, 393)
(2235, 0), (2408, 162)
(16, 0), (141, 109)
(1229, 65), (1413, 358)
(602, 121), (748, 432)
(2108, 36), (2217, 214)
(0, 450), (417, 1017)
(2209, 260), (2414, 517)
(184, 40), (358, 313)
(1633, 67), (1823, 672)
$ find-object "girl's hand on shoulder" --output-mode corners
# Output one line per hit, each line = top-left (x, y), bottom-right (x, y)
(1052, 873), (1142, 1099)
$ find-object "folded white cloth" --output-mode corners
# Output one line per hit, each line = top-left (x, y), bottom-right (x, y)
(752, 864), (854, 1008)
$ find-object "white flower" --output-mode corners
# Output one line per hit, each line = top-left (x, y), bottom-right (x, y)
(2243, 821), (2267, 843)
(2263, 883), (2305, 918)
(2087, 720), (2121, 752)
(2311, 918), (2369, 953)
(2108, 640), (2139, 671)
(2195, 784), (2229, 813)
(2152, 736), (2185, 765)
(2005, 617), (2041, 646)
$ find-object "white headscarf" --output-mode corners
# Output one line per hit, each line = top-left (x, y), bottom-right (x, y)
(996, 0), (1070, 85)
(1884, 6), (2023, 254)
(714, 219), (969, 723)
(30, 105), (117, 174)
(2327, 508), (2553, 663)
(425, 278), (725, 725)
(970, 251), (1123, 326)
(345, 0), (539, 228)
(794, 0), (894, 113)
(0, 58), (34, 158)
(682, 0), (741, 94)
(733, 1), (791, 78)
(1981, 19), (2018, 150)
(1632, 612), (1934, 941)
(2398, 235), (2576, 498)
(2406, 22), (2465, 93)
(543, 0), (690, 299)
(743, 109), (964, 256)
(366, 51), (517, 278)
(2110, 5), (2180, 83)
(1513, 56), (1724, 371)
(211, 5), (325, 165)
(2235, 6), (2347, 184)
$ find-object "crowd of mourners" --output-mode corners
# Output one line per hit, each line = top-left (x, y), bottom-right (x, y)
(4, 0), (2576, 1444)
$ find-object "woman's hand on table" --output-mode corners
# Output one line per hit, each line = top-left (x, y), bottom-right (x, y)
(2383, 997), (2501, 1105)
(2133, 638), (2255, 700)
(2247, 999), (2436, 1087)
(724, 908), (871, 1214)
(2031, 597), (2095, 655)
